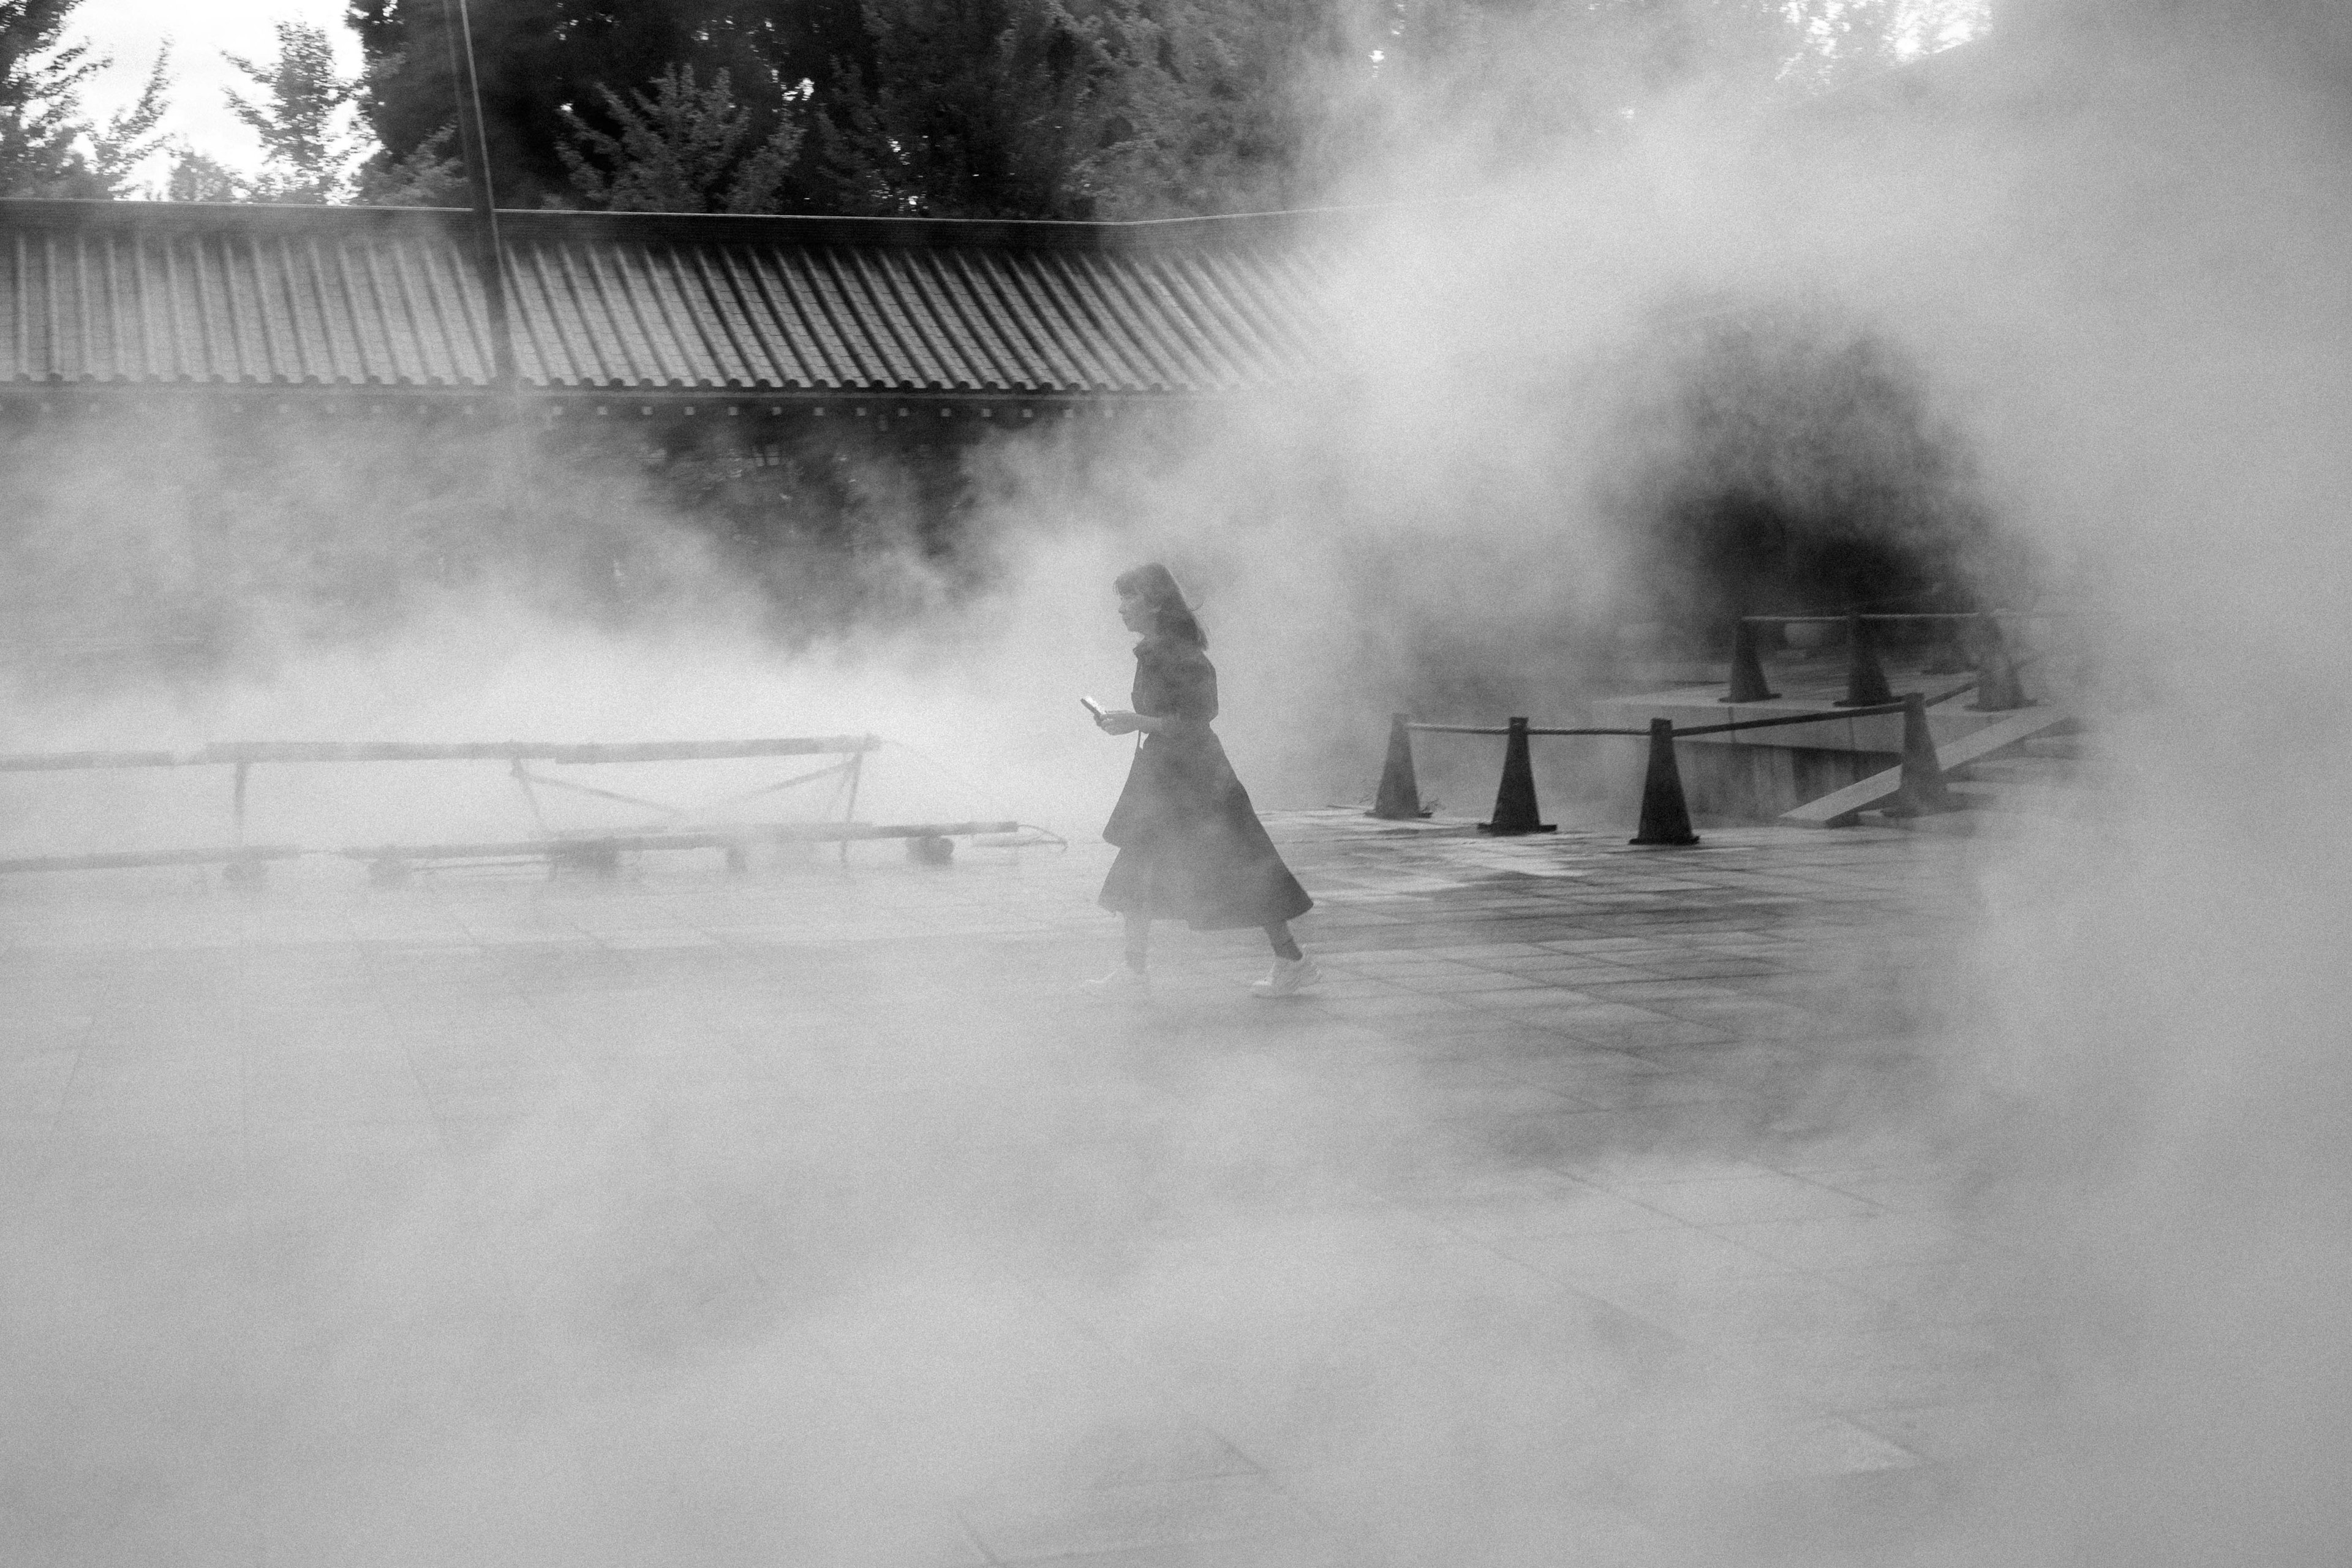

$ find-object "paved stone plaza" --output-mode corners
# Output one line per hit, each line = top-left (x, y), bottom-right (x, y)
(0, 810), (2051, 1567)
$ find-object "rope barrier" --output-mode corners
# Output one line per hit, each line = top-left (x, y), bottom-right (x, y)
(1413, 701), (1940, 742)
(1407, 723), (1646, 737)
(1736, 611), (2080, 624)
(1669, 700), (1905, 738)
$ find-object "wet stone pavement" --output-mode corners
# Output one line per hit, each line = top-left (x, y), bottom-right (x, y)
(0, 810), (2048, 1567)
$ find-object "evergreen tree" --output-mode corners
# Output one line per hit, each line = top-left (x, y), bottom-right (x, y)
(1091, 0), (1376, 217)
(353, 123), (466, 205)
(348, 0), (823, 208)
(559, 64), (805, 211)
(815, 0), (1129, 218)
(343, 0), (1985, 221)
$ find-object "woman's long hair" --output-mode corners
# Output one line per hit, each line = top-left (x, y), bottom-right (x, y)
(1115, 562), (1207, 649)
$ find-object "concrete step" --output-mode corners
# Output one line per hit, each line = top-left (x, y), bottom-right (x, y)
(1947, 778), (2098, 814)
(1871, 745), (2108, 831)
(1952, 756), (2079, 786)
(1782, 707), (2075, 828)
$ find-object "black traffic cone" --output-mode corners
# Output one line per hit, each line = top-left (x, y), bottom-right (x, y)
(1368, 712), (1433, 820)
(1968, 614), (2035, 712)
(1882, 693), (1958, 817)
(1920, 617), (1973, 674)
(1479, 717), (1555, 835)
(1629, 718), (1700, 846)
(1835, 613), (1897, 707)
(1721, 620), (1779, 703)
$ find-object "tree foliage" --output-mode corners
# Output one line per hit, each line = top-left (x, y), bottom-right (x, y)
(343, 0), (1986, 221)
(813, 0), (1125, 218)
(0, 0), (175, 197)
(353, 124), (467, 205)
(349, 0), (828, 209)
(224, 20), (366, 202)
(0, 0), (97, 194)
(163, 143), (241, 202)
(559, 64), (804, 212)
(84, 45), (171, 196)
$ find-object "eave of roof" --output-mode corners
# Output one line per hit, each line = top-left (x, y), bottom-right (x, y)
(0, 199), (1339, 400)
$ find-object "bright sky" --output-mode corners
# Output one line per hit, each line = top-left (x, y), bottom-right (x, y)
(75, 0), (364, 187)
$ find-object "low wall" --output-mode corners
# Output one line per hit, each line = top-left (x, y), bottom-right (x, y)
(1675, 741), (1892, 821)
(1595, 680), (2019, 822)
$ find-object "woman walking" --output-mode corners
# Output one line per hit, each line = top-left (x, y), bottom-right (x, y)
(1086, 563), (1317, 998)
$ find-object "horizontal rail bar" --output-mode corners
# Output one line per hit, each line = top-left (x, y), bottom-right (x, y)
(1413, 711), (1911, 739)
(0, 749), (199, 772)
(1738, 612), (2078, 624)
(0, 736), (884, 772)
(337, 821), (1019, 862)
(206, 737), (883, 765)
(0, 845), (303, 874)
(1406, 724), (1648, 737)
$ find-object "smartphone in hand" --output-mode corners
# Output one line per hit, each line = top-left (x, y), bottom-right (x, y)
(1080, 696), (1106, 720)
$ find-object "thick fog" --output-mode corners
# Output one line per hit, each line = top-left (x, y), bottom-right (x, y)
(4, 1), (2350, 1564)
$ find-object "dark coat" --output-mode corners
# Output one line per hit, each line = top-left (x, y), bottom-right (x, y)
(1099, 635), (1313, 930)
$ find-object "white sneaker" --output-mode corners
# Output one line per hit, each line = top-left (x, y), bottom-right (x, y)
(1081, 965), (1152, 999)
(1250, 954), (1322, 998)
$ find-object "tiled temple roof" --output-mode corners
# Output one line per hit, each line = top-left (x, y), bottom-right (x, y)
(0, 200), (1333, 401)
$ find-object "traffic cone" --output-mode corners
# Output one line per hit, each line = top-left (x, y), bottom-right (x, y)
(1969, 614), (2035, 711)
(1721, 620), (1779, 703)
(1920, 617), (1973, 674)
(1882, 693), (1958, 816)
(1629, 718), (1700, 846)
(1368, 712), (1433, 820)
(1835, 613), (1896, 707)
(1479, 717), (1555, 835)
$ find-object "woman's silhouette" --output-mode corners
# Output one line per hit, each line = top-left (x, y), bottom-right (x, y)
(1087, 563), (1317, 998)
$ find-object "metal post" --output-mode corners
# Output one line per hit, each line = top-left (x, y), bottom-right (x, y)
(839, 750), (864, 864)
(223, 761), (266, 885)
(440, 0), (516, 393)
(510, 758), (548, 835)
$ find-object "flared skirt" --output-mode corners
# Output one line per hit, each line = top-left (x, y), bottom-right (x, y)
(1098, 733), (1311, 931)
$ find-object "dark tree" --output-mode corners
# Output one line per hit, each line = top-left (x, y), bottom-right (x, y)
(1088, 0), (1371, 217)
(348, 0), (839, 208)
(814, 0), (1129, 218)
(1602, 306), (2003, 641)
(559, 63), (805, 211)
